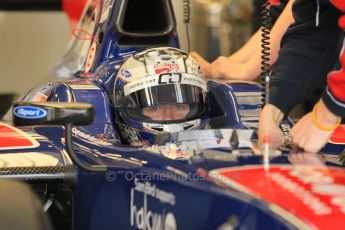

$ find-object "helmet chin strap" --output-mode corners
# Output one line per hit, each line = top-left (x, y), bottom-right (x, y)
(143, 119), (201, 133)
(163, 124), (185, 133)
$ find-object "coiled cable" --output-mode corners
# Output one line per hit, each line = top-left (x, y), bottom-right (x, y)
(182, 0), (191, 52)
(260, 0), (273, 105)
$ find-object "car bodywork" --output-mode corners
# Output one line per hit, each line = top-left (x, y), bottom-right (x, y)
(1, 0), (345, 229)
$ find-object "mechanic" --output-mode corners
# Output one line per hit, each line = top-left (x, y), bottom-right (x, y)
(289, 1), (345, 152)
(113, 47), (209, 146)
(259, 0), (343, 152)
(190, 0), (292, 81)
(192, 0), (344, 152)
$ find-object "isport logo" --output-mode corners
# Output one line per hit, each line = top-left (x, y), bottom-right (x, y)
(14, 106), (47, 119)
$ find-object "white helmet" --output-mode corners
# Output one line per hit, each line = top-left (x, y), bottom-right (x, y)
(114, 47), (209, 146)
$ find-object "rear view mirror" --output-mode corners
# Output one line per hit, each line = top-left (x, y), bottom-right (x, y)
(13, 101), (94, 127)
(12, 101), (106, 172)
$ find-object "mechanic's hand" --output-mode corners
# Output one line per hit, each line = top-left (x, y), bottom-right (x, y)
(290, 100), (340, 153)
(190, 52), (248, 80)
(258, 104), (285, 151)
(209, 56), (248, 80)
(190, 52), (212, 77)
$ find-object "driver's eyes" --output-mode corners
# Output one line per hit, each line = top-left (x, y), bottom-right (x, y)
(146, 106), (160, 112)
(176, 104), (187, 110)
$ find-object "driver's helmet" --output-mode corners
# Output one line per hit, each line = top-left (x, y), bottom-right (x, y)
(113, 47), (209, 146)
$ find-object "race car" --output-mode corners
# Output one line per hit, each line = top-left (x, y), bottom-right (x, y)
(2, 0), (345, 229)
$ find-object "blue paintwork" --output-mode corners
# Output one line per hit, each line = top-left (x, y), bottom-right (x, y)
(2, 0), (345, 229)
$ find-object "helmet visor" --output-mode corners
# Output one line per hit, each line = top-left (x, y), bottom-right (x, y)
(125, 84), (207, 122)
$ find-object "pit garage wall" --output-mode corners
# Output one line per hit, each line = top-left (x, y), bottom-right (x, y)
(0, 12), (69, 97)
(0, 1), (187, 98)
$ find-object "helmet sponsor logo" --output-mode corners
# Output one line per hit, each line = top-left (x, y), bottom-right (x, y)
(154, 62), (180, 74)
(158, 73), (182, 84)
(121, 69), (132, 78)
(14, 106), (47, 119)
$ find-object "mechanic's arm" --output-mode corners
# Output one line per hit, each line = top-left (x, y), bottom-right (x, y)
(262, 1), (345, 152)
(189, 30), (262, 77)
(245, 0), (294, 78)
(226, 29), (262, 63)
(291, 34), (345, 152)
(190, 0), (295, 80)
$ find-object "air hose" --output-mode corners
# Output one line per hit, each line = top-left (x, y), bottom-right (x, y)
(260, 0), (273, 105)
